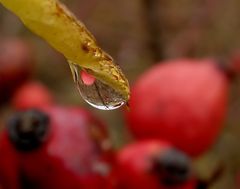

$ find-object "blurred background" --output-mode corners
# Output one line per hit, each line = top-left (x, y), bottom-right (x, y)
(1, 0), (240, 188)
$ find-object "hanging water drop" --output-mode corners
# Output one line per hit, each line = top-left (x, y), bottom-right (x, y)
(69, 62), (126, 110)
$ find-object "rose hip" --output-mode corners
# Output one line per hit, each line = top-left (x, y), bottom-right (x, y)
(11, 81), (54, 110)
(126, 59), (229, 157)
(0, 38), (33, 102)
(111, 140), (196, 189)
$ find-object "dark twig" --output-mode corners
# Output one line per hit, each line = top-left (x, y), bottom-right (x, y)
(196, 163), (225, 189)
(142, 0), (164, 62)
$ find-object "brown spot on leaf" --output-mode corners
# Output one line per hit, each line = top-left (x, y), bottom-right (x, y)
(81, 44), (90, 53)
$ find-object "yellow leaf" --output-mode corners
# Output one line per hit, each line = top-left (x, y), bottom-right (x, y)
(0, 0), (130, 109)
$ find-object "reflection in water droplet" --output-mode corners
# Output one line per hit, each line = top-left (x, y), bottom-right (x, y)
(81, 70), (96, 86)
(69, 62), (126, 110)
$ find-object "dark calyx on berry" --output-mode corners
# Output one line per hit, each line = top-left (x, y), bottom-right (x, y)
(214, 58), (236, 80)
(7, 109), (50, 152)
(152, 149), (191, 186)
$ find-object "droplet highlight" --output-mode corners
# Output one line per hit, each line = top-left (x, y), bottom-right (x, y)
(69, 62), (126, 110)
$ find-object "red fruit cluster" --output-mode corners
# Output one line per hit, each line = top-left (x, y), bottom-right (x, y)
(1, 49), (228, 189)
(0, 106), (113, 189)
(0, 78), (197, 189)
(126, 59), (229, 157)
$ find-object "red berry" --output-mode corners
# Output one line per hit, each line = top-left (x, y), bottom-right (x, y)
(126, 59), (229, 157)
(0, 107), (113, 189)
(0, 132), (20, 189)
(111, 140), (196, 189)
(11, 81), (54, 110)
(0, 38), (33, 102)
(235, 172), (240, 189)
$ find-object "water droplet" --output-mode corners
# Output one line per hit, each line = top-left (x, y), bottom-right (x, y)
(69, 62), (126, 110)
